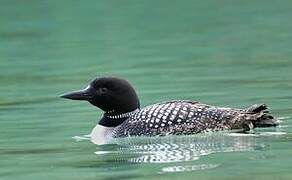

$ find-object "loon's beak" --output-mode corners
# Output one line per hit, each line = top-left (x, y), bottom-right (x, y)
(60, 86), (93, 101)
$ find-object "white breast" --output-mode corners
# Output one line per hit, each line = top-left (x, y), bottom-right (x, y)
(90, 124), (114, 145)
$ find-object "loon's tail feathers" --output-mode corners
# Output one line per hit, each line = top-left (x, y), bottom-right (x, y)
(245, 104), (279, 128)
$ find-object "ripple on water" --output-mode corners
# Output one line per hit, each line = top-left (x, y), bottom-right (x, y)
(278, 116), (291, 120)
(72, 134), (91, 142)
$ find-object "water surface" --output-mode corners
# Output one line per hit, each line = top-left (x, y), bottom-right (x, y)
(1, 0), (292, 179)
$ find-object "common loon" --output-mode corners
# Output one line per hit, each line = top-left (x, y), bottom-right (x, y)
(61, 77), (278, 144)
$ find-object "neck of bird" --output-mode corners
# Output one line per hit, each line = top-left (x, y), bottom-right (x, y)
(98, 108), (140, 127)
(105, 108), (140, 119)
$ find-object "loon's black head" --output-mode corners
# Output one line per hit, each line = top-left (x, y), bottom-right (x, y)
(60, 77), (140, 114)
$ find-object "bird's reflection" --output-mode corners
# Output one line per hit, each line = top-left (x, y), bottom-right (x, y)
(95, 132), (262, 163)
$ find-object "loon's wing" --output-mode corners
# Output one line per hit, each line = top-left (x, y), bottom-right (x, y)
(112, 101), (277, 137)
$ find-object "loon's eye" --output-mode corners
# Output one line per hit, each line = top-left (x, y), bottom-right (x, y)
(99, 87), (108, 93)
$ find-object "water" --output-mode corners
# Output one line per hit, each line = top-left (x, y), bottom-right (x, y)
(1, 0), (292, 179)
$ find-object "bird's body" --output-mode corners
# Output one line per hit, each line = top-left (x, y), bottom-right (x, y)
(61, 77), (278, 144)
(105, 100), (274, 138)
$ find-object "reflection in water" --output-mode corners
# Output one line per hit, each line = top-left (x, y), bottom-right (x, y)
(74, 128), (287, 166)
(161, 164), (220, 173)
(74, 129), (288, 174)
(95, 133), (262, 164)
(127, 134), (258, 163)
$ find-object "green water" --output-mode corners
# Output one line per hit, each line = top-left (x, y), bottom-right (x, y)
(1, 0), (292, 179)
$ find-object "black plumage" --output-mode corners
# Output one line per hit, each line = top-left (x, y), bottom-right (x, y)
(112, 101), (276, 137)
